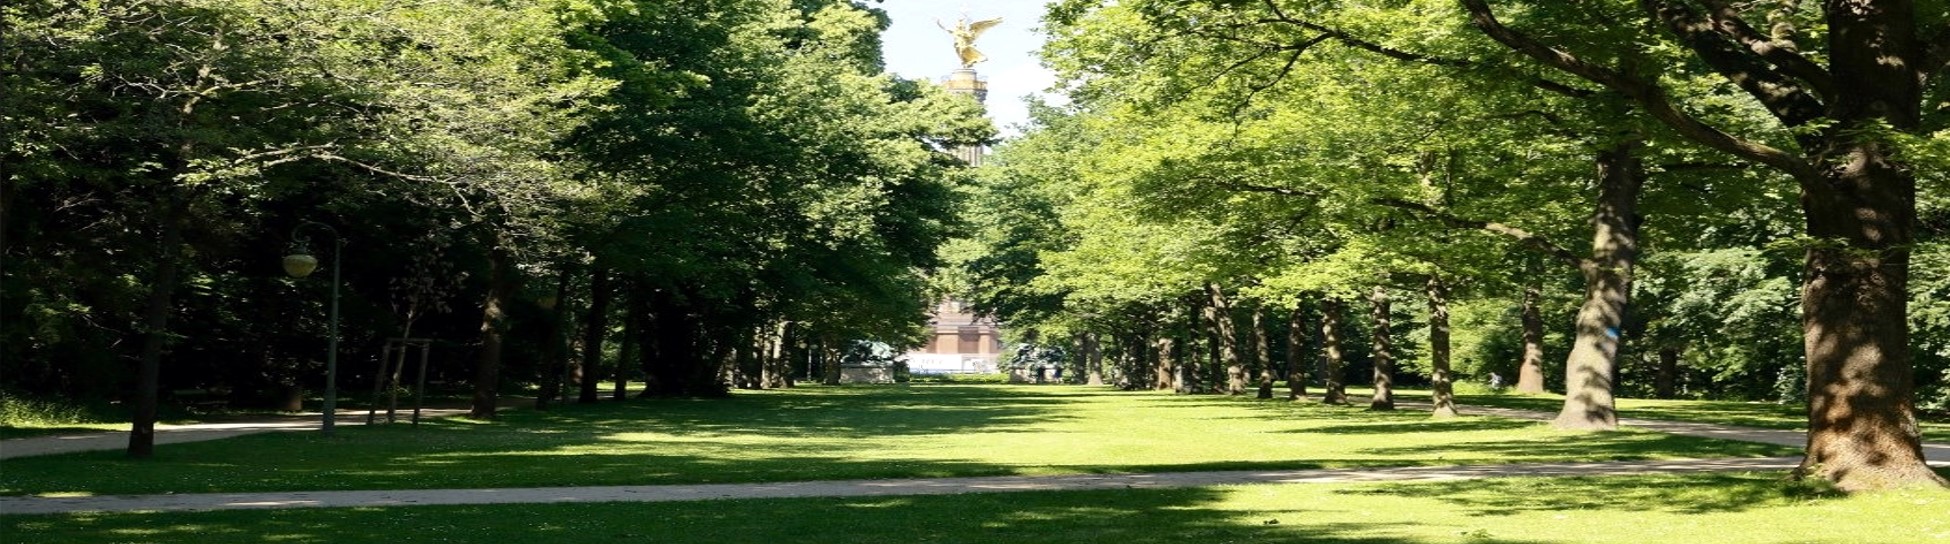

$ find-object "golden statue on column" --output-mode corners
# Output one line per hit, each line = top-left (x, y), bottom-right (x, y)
(937, 15), (1003, 69)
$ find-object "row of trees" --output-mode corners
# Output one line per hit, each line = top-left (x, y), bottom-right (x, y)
(2, 1), (989, 455)
(947, 0), (1948, 491)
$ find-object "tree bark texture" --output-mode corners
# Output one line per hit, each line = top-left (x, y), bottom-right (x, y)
(1517, 279), (1548, 394)
(1206, 283), (1246, 395)
(1156, 336), (1179, 392)
(1320, 298), (1347, 405)
(1426, 276), (1459, 418)
(1369, 286), (1396, 411)
(1252, 305), (1274, 399)
(127, 210), (184, 458)
(1551, 142), (1642, 430)
(470, 240), (517, 419)
(578, 268), (611, 403)
(1792, 0), (1943, 490)
(1285, 299), (1307, 400)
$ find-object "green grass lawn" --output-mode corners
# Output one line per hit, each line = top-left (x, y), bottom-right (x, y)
(1396, 389), (1950, 442)
(8, 471), (1947, 544)
(0, 385), (1797, 497)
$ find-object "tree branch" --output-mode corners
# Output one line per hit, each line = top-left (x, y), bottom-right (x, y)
(1694, 0), (1835, 100)
(1372, 197), (1582, 267)
(1641, 0), (1826, 129)
(1254, 0), (1595, 99)
(1458, 0), (1820, 183)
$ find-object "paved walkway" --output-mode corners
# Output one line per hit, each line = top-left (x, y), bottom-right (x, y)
(2, 402), (1943, 516)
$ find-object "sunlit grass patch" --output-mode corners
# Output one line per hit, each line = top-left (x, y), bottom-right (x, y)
(0, 385), (1799, 496)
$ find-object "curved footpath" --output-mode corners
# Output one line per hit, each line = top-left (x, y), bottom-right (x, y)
(2, 403), (1944, 516)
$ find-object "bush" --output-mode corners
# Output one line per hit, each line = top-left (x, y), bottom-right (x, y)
(0, 393), (95, 427)
(906, 373), (1010, 384)
(1450, 380), (1509, 397)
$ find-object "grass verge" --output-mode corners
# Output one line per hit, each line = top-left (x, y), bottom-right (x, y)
(7, 471), (1947, 543)
(1394, 389), (1950, 442)
(0, 385), (1797, 496)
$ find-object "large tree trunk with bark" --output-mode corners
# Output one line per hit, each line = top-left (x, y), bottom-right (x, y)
(1320, 298), (1347, 405)
(762, 321), (789, 389)
(578, 268), (611, 403)
(1516, 279), (1548, 394)
(1792, 4), (1942, 489)
(1368, 286), (1396, 411)
(128, 210), (184, 458)
(1285, 300), (1307, 400)
(470, 240), (517, 419)
(1252, 305), (1275, 399)
(1206, 283), (1245, 395)
(1558, 151), (1638, 424)
(1156, 336), (1178, 392)
(1083, 331), (1104, 386)
(1425, 276), (1459, 418)
(1552, 142), (1642, 430)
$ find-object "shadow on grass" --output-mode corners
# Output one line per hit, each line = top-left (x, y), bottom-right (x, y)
(1289, 419), (1541, 435)
(1356, 431), (1799, 461)
(6, 487), (1561, 544)
(1338, 472), (1842, 516)
(0, 386), (1085, 496)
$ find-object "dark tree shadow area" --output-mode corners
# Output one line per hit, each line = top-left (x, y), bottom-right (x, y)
(0, 386), (1077, 496)
(8, 487), (1559, 544)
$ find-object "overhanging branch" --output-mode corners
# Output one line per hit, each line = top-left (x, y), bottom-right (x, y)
(1459, 0), (1820, 183)
(1372, 197), (1582, 267)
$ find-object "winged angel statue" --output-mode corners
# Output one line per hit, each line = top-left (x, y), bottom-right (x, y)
(938, 15), (1003, 68)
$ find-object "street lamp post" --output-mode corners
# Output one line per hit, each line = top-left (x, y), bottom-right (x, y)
(283, 221), (343, 435)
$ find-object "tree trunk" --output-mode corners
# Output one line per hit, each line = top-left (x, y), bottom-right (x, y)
(1179, 297), (1203, 394)
(1252, 305), (1274, 399)
(470, 239), (517, 419)
(1369, 286), (1395, 411)
(1785, 4), (1947, 491)
(1206, 283), (1245, 395)
(536, 268), (572, 410)
(578, 268), (611, 403)
(1654, 345), (1679, 399)
(613, 296), (638, 401)
(127, 210), (184, 458)
(820, 338), (841, 385)
(1083, 331), (1104, 386)
(1426, 276), (1459, 418)
(1516, 279), (1547, 394)
(1320, 298), (1347, 405)
(1156, 336), (1178, 392)
(1552, 141), (1642, 430)
(1285, 299), (1307, 400)
(762, 321), (788, 389)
